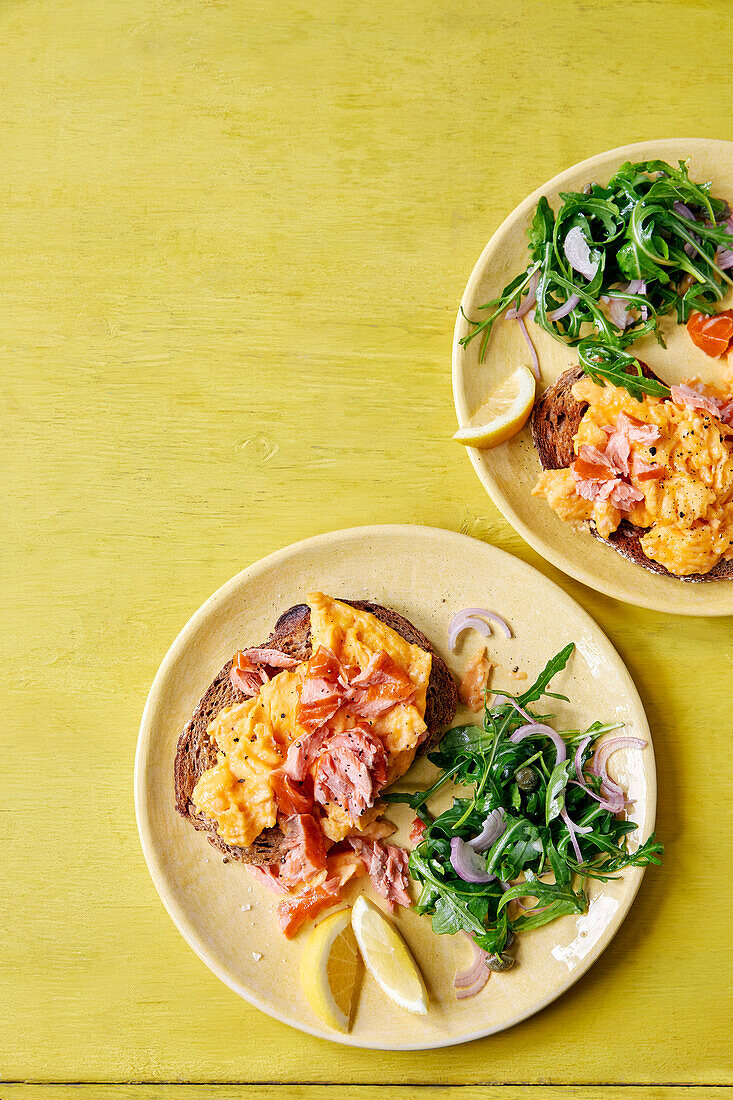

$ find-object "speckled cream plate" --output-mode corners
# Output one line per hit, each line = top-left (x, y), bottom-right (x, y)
(135, 525), (655, 1049)
(453, 138), (733, 616)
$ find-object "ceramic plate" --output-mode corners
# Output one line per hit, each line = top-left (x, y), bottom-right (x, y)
(453, 138), (733, 616)
(135, 525), (655, 1049)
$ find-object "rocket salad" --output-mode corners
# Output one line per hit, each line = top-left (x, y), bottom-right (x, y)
(383, 643), (663, 982)
(460, 159), (733, 399)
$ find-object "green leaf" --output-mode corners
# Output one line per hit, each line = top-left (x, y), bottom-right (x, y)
(518, 642), (575, 708)
(545, 760), (573, 825)
(497, 871), (586, 917)
(528, 196), (555, 260)
(577, 340), (670, 400)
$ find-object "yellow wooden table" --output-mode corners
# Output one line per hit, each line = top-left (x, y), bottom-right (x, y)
(3, 0), (732, 1096)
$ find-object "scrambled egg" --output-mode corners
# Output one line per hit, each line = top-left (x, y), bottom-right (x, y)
(533, 377), (733, 576)
(191, 593), (432, 847)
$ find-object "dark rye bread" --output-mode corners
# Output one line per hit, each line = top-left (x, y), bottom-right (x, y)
(531, 364), (733, 582)
(174, 600), (458, 865)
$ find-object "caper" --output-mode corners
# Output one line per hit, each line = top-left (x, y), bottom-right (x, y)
(516, 766), (539, 791)
(485, 951), (515, 973)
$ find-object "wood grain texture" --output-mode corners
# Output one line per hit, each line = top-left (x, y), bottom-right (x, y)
(1, 1090), (730, 1100)
(1, 0), (732, 1087)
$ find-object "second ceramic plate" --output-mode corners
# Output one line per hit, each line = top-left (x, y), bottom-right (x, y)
(135, 524), (655, 1049)
(453, 137), (733, 616)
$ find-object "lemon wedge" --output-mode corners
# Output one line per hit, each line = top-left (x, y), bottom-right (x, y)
(300, 908), (359, 1032)
(453, 363), (536, 448)
(350, 896), (428, 1016)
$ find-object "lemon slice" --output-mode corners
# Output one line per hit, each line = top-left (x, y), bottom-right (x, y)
(300, 908), (359, 1032)
(350, 896), (428, 1016)
(453, 363), (536, 448)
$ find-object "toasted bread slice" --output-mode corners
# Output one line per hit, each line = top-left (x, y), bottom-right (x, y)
(531, 363), (733, 582)
(174, 600), (458, 865)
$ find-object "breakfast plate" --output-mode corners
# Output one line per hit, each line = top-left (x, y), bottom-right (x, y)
(135, 524), (656, 1048)
(452, 138), (733, 615)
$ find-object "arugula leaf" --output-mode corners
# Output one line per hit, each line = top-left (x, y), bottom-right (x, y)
(577, 340), (670, 400)
(545, 760), (573, 825)
(528, 196), (555, 261)
(498, 872), (586, 917)
(518, 642), (575, 708)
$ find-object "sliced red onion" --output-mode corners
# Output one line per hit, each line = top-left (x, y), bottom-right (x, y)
(447, 612), (491, 651)
(715, 248), (733, 270)
(585, 737), (646, 812)
(673, 200), (696, 221)
(514, 895), (551, 913)
(590, 737), (647, 784)
(453, 607), (512, 640)
(548, 292), (580, 322)
(626, 278), (648, 320)
(517, 316), (540, 381)
(561, 807), (586, 862)
(448, 607), (511, 650)
(456, 976), (490, 999)
(608, 296), (632, 330)
(450, 837), (495, 883)
(564, 225), (599, 280)
(454, 935), (491, 998)
(572, 733), (625, 812)
(509, 721), (567, 765)
(505, 269), (539, 320)
(573, 734), (592, 780)
(468, 808), (506, 852)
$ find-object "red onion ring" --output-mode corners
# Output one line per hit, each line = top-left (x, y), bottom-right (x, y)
(517, 316), (540, 381)
(548, 292), (580, 322)
(564, 225), (599, 280)
(454, 934), (491, 998)
(590, 737), (647, 785)
(450, 837), (496, 883)
(448, 607), (512, 650)
(560, 808), (585, 862)
(673, 200), (696, 220)
(505, 269), (539, 320)
(572, 733), (627, 812)
(607, 296), (632, 330)
(447, 612), (491, 652)
(509, 721), (567, 765)
(514, 896), (551, 913)
(716, 247), (733, 270)
(626, 278), (648, 319)
(468, 808), (506, 852)
(586, 737), (646, 814)
(455, 607), (512, 640)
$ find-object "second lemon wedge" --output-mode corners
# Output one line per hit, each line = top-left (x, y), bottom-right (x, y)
(453, 363), (536, 448)
(351, 896), (428, 1016)
(300, 908), (359, 1032)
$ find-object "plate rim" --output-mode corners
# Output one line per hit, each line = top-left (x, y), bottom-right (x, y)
(452, 136), (733, 616)
(134, 523), (656, 1049)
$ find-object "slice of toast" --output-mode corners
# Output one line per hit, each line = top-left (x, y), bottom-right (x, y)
(531, 364), (733, 582)
(174, 600), (458, 865)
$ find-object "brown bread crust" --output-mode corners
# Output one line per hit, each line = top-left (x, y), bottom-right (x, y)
(174, 600), (458, 865)
(530, 364), (733, 582)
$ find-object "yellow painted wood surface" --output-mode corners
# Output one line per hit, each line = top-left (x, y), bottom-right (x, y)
(2, 1090), (730, 1100)
(2, 0), (732, 1087)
